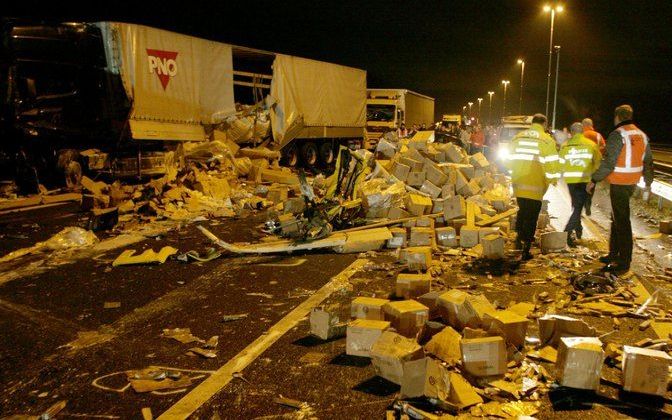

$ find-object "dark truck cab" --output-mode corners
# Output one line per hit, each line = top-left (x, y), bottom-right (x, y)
(0, 20), (130, 191)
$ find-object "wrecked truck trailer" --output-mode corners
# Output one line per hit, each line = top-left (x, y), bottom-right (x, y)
(0, 20), (366, 191)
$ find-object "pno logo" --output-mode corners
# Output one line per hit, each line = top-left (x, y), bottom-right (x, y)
(146, 49), (178, 90)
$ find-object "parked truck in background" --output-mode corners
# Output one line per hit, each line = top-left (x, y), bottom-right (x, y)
(0, 20), (366, 191)
(365, 89), (434, 148)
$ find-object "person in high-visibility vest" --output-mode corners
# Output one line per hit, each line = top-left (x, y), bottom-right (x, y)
(560, 122), (602, 246)
(588, 105), (653, 274)
(581, 118), (606, 216)
(507, 113), (560, 260)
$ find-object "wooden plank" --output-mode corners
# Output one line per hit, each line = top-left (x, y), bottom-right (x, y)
(475, 207), (518, 227)
(466, 201), (476, 227)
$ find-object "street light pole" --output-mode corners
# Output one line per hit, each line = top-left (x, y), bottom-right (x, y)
(477, 98), (483, 123)
(487, 91), (494, 125)
(552, 45), (561, 131)
(544, 4), (563, 117)
(517, 59), (525, 115)
(468, 102), (473, 118)
(501, 80), (510, 118)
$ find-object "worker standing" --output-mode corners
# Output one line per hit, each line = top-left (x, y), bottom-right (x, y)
(469, 124), (485, 154)
(581, 118), (606, 215)
(560, 122), (602, 246)
(587, 105), (653, 274)
(507, 113), (560, 260)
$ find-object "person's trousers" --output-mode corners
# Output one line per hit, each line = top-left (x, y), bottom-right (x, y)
(515, 197), (542, 244)
(564, 182), (588, 238)
(608, 184), (636, 267)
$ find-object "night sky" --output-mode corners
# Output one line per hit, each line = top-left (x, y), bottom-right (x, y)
(6, 0), (672, 141)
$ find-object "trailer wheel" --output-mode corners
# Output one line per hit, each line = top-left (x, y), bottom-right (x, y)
(319, 143), (335, 165)
(64, 161), (82, 190)
(282, 145), (299, 167)
(301, 142), (318, 166)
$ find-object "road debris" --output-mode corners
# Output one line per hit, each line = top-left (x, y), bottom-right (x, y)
(222, 313), (248, 322)
(112, 246), (178, 266)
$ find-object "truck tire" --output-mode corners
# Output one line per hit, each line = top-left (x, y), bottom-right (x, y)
(282, 145), (299, 167)
(319, 143), (335, 165)
(301, 142), (318, 167)
(64, 161), (82, 190)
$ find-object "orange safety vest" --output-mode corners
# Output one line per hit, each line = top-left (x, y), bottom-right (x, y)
(583, 129), (606, 154)
(606, 124), (647, 185)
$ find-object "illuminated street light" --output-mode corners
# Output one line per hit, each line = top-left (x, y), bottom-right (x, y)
(517, 59), (525, 115)
(477, 97), (483, 122)
(468, 101), (474, 117)
(544, 4), (564, 117)
(552, 45), (561, 130)
(501, 80), (510, 118)
(487, 91), (494, 125)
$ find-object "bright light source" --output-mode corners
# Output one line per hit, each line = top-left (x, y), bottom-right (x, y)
(497, 146), (510, 161)
(517, 59), (524, 64)
(543, 5), (551, 12)
(556, 5), (564, 12)
(488, 91), (494, 96)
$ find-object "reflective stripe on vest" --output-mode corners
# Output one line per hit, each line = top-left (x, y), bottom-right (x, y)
(607, 124), (647, 185)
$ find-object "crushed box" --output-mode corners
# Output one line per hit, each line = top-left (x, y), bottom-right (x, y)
(346, 319), (390, 357)
(420, 180), (442, 199)
(370, 331), (424, 385)
(405, 194), (432, 217)
(424, 325), (462, 364)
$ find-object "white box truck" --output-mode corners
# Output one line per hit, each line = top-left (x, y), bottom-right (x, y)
(365, 89), (434, 148)
(1, 21), (366, 189)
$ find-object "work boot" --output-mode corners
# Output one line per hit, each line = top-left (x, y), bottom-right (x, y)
(584, 197), (592, 216)
(576, 229), (583, 240)
(514, 238), (523, 250)
(567, 233), (577, 248)
(599, 254), (615, 264)
(602, 262), (630, 276)
(521, 243), (533, 261)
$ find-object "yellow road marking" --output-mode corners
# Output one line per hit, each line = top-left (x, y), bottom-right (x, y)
(157, 258), (367, 419)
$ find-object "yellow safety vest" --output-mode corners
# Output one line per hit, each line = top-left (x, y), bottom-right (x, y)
(506, 123), (560, 201)
(559, 134), (601, 183)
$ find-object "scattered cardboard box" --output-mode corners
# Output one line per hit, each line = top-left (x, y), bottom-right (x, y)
(409, 227), (434, 247)
(309, 308), (347, 340)
(351, 297), (390, 321)
(437, 289), (469, 329)
(460, 226), (480, 248)
(436, 227), (458, 247)
(383, 300), (430, 338)
(540, 231), (567, 253)
(555, 337), (604, 390)
(370, 331), (424, 384)
(480, 234), (504, 259)
(461, 336), (507, 377)
(405, 194), (433, 217)
(400, 246), (432, 271)
(417, 291), (442, 319)
(396, 273), (432, 300)
(424, 325), (462, 364)
(407, 171), (426, 188)
(346, 319), (391, 357)
(484, 310), (529, 347)
(391, 161), (411, 182)
(622, 345), (672, 396)
(538, 314), (597, 347)
(387, 227), (407, 249)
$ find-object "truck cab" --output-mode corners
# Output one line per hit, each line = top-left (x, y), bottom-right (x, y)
(495, 115), (533, 162)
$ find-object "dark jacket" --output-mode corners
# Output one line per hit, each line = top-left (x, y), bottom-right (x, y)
(591, 120), (653, 186)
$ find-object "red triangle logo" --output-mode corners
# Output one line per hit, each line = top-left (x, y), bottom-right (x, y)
(146, 49), (178, 90)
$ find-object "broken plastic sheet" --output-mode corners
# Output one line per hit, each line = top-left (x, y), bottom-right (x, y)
(0, 227), (98, 263)
(359, 179), (406, 210)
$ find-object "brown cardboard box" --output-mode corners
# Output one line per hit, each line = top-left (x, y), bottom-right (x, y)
(436, 227), (458, 247)
(455, 169), (469, 192)
(443, 196), (466, 220)
(424, 325), (462, 364)
(400, 246), (432, 271)
(445, 144), (464, 163)
(388, 206), (410, 220)
(441, 183), (455, 199)
(484, 310), (529, 347)
(538, 314), (597, 347)
(556, 337), (604, 390)
(460, 336), (507, 377)
(351, 297), (390, 320)
(448, 371), (484, 408)
(406, 171), (426, 188)
(622, 345), (672, 396)
(480, 234), (505, 259)
(409, 227), (434, 247)
(391, 161), (411, 182)
(416, 217), (434, 228)
(437, 289), (469, 329)
(310, 308), (347, 340)
(660, 220), (672, 235)
(478, 227), (501, 241)
(267, 186), (289, 203)
(346, 319), (391, 357)
(396, 273), (432, 299)
(370, 331), (424, 384)
(417, 291), (442, 319)
(458, 179), (480, 197)
(460, 226), (480, 248)
(405, 194), (432, 217)
(383, 300), (430, 338)
(469, 152), (490, 169)
(432, 198), (446, 214)
(455, 164), (475, 180)
(365, 207), (389, 219)
(452, 218), (467, 234)
(463, 294), (496, 328)
(540, 231), (567, 253)
(401, 357), (453, 402)
(401, 156), (424, 172)
(425, 162), (449, 186)
(420, 180), (442, 199)
(387, 227), (407, 249)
